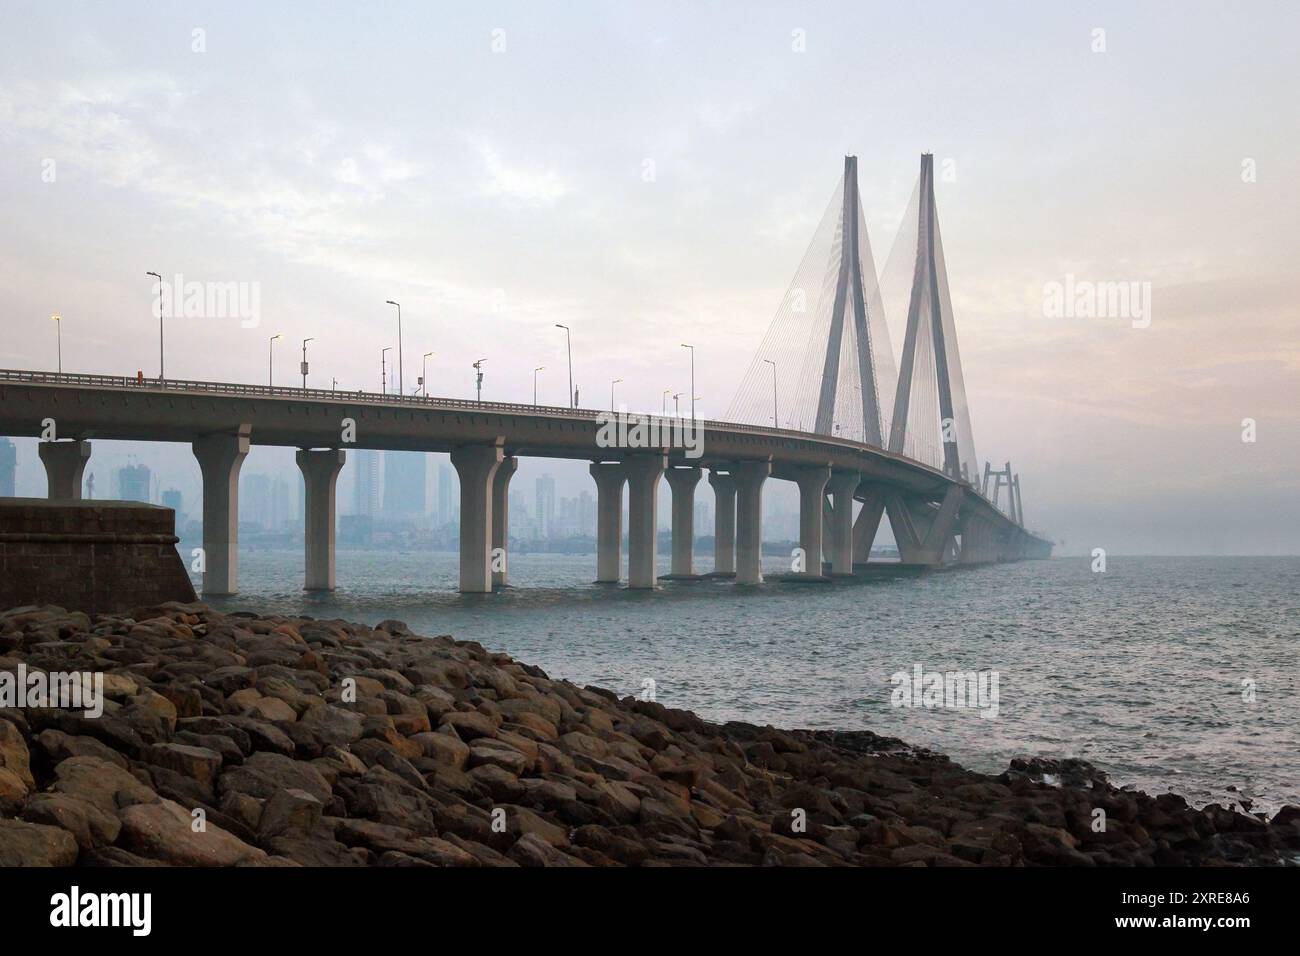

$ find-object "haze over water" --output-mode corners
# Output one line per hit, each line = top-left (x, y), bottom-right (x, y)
(208, 553), (1300, 816)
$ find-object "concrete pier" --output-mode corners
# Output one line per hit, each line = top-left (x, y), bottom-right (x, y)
(733, 460), (770, 584)
(38, 440), (91, 500)
(491, 456), (518, 588)
(192, 426), (251, 595)
(451, 442), (503, 594)
(296, 448), (345, 591)
(826, 469), (861, 575)
(626, 454), (666, 589)
(590, 462), (626, 583)
(708, 469), (736, 576)
(664, 465), (702, 578)
(793, 465), (831, 577)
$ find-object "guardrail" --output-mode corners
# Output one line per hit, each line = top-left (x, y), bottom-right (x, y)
(0, 368), (1033, 527)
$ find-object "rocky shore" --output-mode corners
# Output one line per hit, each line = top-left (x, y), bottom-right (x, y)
(1, 601), (1296, 867)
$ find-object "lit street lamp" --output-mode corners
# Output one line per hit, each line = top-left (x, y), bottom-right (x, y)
(301, 337), (314, 388)
(533, 366), (544, 405)
(268, 333), (282, 386)
(146, 271), (164, 379)
(385, 300), (403, 395)
(555, 324), (573, 408)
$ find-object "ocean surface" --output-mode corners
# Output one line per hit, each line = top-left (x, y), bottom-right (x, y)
(205, 552), (1299, 816)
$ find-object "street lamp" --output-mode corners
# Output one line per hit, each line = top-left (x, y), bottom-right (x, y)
(385, 300), (403, 395)
(610, 377), (622, 411)
(301, 337), (314, 388)
(673, 392), (682, 418)
(533, 366), (544, 405)
(681, 343), (695, 421)
(421, 352), (434, 397)
(473, 359), (486, 401)
(268, 333), (282, 386)
(146, 271), (163, 379)
(662, 389), (671, 415)
(381, 347), (392, 393)
(51, 314), (61, 374)
(555, 324), (572, 408)
(763, 359), (777, 428)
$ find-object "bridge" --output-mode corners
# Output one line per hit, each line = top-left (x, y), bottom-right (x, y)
(0, 154), (1051, 595)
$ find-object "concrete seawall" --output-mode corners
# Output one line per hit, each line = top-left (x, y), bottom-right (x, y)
(0, 499), (196, 614)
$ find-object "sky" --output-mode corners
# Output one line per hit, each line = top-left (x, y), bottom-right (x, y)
(0, 1), (1297, 554)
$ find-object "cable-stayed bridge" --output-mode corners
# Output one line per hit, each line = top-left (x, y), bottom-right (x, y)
(0, 154), (1050, 595)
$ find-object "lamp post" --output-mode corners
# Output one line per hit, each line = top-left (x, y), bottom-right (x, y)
(381, 347), (391, 393)
(301, 337), (314, 388)
(681, 343), (695, 421)
(385, 300), (403, 395)
(673, 392), (681, 418)
(763, 358), (777, 428)
(51, 314), (62, 374)
(662, 389), (671, 415)
(421, 352), (434, 397)
(473, 359), (486, 401)
(146, 271), (163, 379)
(610, 378), (622, 412)
(268, 333), (282, 386)
(555, 324), (572, 408)
(533, 366), (544, 405)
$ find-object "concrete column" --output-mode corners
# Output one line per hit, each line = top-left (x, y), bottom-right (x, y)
(192, 426), (251, 596)
(732, 460), (770, 584)
(590, 462), (626, 583)
(708, 470), (736, 576)
(450, 442), (503, 594)
(296, 448), (345, 590)
(491, 456), (518, 588)
(664, 466), (701, 577)
(888, 484), (964, 567)
(853, 486), (886, 565)
(826, 470), (861, 575)
(794, 466), (832, 577)
(39, 440), (91, 500)
(626, 454), (666, 589)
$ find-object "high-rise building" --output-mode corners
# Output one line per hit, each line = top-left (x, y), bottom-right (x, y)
(351, 450), (380, 518)
(117, 464), (151, 503)
(161, 487), (183, 517)
(0, 438), (15, 496)
(383, 450), (425, 518)
(535, 473), (556, 540)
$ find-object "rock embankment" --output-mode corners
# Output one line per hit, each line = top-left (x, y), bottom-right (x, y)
(1, 602), (1297, 867)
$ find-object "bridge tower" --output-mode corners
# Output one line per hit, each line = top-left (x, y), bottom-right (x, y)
(887, 153), (979, 482)
(813, 156), (887, 444)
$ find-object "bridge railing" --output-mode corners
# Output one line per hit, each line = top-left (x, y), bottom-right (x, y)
(1, 367), (1035, 527)
(0, 367), (886, 450)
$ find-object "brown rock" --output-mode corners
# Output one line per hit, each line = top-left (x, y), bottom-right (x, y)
(119, 799), (267, 866)
(0, 818), (80, 866)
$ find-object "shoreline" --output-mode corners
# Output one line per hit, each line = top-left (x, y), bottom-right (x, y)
(2, 601), (1297, 867)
